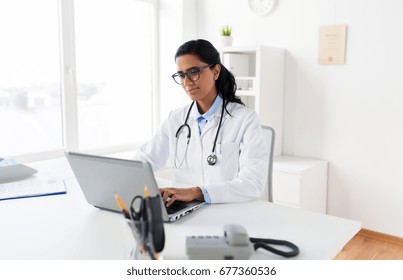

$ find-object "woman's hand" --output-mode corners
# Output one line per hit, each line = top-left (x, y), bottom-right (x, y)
(160, 187), (204, 207)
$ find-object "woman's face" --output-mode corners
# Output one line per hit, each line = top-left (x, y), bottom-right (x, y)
(175, 54), (221, 109)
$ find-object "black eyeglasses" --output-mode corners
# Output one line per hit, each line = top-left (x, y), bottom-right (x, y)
(172, 64), (214, 85)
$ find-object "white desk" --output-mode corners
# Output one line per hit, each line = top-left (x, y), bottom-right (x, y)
(0, 158), (361, 260)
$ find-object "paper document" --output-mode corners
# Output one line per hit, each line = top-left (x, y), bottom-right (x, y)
(0, 174), (66, 201)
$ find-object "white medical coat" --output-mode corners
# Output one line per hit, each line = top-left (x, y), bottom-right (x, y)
(134, 102), (268, 203)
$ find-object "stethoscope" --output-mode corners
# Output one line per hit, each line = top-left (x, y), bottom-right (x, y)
(174, 100), (225, 168)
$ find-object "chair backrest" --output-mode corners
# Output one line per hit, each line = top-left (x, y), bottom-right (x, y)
(260, 125), (275, 202)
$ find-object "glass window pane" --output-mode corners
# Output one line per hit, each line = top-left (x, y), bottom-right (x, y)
(74, 0), (154, 150)
(0, 0), (62, 157)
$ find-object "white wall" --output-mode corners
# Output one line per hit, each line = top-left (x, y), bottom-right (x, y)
(158, 0), (198, 128)
(189, 0), (403, 237)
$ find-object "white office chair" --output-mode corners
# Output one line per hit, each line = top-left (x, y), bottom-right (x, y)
(260, 125), (275, 202)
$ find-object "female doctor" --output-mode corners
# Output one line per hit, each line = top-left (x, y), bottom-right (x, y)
(134, 39), (268, 207)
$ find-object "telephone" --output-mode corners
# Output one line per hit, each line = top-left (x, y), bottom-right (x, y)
(186, 224), (254, 260)
(186, 224), (299, 260)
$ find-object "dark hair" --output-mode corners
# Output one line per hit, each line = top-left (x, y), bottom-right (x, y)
(174, 39), (244, 110)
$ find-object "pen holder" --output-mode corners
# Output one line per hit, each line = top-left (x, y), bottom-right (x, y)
(125, 219), (155, 260)
(120, 193), (165, 260)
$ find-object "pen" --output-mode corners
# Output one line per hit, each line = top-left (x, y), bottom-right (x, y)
(114, 193), (131, 220)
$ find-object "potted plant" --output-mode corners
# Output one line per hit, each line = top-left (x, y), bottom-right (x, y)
(221, 25), (233, 46)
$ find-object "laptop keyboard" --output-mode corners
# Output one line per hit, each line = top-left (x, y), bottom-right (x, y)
(166, 200), (190, 215)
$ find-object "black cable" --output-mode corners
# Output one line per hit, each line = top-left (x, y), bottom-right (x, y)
(250, 237), (300, 258)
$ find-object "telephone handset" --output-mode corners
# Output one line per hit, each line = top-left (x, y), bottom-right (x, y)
(186, 224), (299, 260)
(224, 224), (250, 246)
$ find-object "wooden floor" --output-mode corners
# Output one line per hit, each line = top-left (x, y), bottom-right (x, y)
(334, 229), (403, 260)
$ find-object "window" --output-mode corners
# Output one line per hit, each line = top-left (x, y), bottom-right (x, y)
(74, 0), (155, 150)
(0, 0), (62, 156)
(0, 0), (157, 160)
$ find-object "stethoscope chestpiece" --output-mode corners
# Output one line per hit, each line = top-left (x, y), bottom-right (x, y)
(176, 100), (226, 168)
(207, 153), (217, 166)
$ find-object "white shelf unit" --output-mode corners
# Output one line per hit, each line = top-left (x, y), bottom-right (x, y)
(221, 46), (285, 156)
(273, 155), (328, 213)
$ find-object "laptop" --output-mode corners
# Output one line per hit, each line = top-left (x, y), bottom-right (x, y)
(65, 151), (205, 222)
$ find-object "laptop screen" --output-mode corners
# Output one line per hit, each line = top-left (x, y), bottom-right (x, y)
(65, 152), (161, 212)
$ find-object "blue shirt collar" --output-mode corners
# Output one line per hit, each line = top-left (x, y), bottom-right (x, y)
(192, 95), (222, 121)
